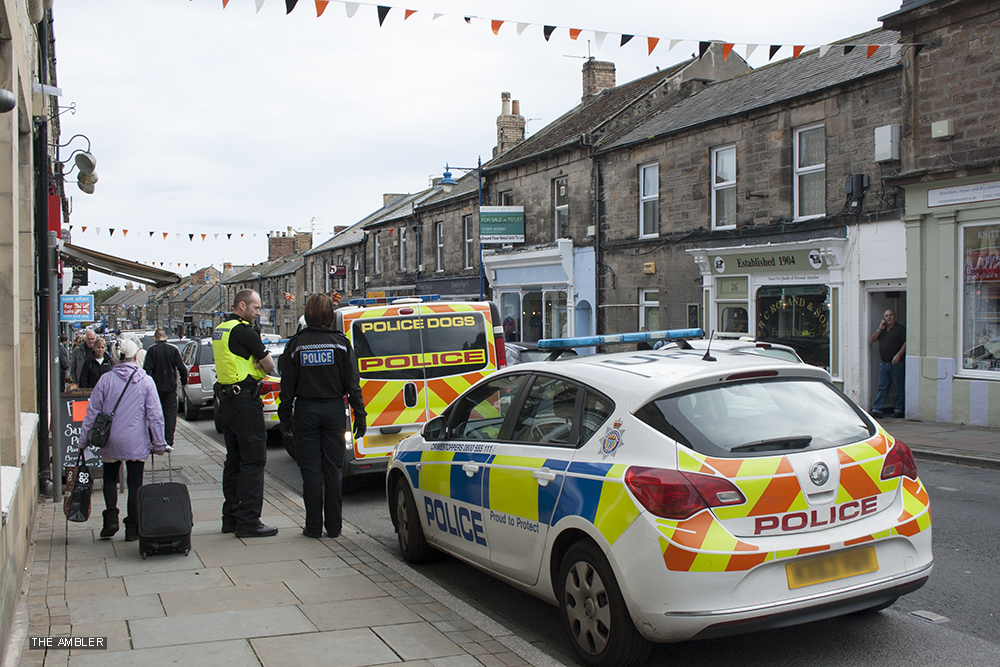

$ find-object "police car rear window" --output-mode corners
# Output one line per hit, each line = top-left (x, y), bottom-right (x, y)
(636, 378), (874, 458)
(352, 313), (490, 381)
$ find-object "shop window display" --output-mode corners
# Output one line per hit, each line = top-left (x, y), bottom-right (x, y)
(963, 223), (1000, 374)
(756, 285), (830, 370)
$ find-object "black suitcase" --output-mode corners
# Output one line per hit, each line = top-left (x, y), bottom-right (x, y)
(137, 451), (193, 559)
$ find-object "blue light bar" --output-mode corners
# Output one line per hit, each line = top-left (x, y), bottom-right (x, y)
(347, 294), (441, 306)
(537, 328), (704, 349)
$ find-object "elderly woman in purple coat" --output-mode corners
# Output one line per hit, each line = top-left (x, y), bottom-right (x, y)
(79, 337), (168, 541)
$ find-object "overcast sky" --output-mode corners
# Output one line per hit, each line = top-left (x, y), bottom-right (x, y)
(54, 0), (903, 290)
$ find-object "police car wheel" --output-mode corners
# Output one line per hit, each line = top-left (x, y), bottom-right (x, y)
(557, 541), (650, 667)
(394, 481), (434, 563)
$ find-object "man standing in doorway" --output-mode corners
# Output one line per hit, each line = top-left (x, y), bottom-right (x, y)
(144, 329), (188, 449)
(213, 289), (278, 537)
(870, 309), (906, 418)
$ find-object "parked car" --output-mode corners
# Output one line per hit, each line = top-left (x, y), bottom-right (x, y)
(386, 330), (932, 666)
(178, 338), (215, 421)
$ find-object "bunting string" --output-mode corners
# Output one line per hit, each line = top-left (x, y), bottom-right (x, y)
(216, 0), (925, 62)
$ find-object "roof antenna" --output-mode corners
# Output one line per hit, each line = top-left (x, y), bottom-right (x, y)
(702, 330), (717, 362)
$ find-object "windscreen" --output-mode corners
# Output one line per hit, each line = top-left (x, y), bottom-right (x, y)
(352, 311), (489, 381)
(636, 378), (874, 458)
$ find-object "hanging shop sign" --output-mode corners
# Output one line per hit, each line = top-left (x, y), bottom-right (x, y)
(60, 295), (94, 322)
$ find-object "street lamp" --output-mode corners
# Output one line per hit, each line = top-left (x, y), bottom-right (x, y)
(440, 157), (485, 301)
(55, 134), (99, 194)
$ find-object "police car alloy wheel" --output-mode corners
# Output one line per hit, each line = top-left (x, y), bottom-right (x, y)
(394, 481), (434, 563)
(558, 541), (650, 667)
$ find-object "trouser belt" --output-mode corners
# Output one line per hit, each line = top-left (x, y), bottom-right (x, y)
(219, 379), (261, 399)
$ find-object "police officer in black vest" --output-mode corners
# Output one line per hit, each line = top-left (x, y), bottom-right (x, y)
(213, 289), (278, 538)
(278, 293), (366, 538)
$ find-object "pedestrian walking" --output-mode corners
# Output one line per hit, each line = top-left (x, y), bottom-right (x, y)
(78, 337), (167, 540)
(78, 337), (114, 389)
(278, 293), (366, 538)
(212, 289), (278, 538)
(69, 329), (98, 387)
(143, 329), (189, 448)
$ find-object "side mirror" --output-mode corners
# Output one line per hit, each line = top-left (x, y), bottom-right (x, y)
(423, 415), (448, 441)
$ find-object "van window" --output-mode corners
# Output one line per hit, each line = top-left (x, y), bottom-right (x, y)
(352, 311), (490, 381)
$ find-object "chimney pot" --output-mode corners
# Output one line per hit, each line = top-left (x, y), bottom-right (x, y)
(501, 91), (511, 116)
(511, 100), (520, 116)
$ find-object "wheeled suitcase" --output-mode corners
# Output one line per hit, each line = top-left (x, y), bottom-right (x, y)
(137, 450), (193, 559)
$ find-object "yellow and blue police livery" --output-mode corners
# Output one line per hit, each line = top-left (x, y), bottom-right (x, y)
(386, 329), (932, 667)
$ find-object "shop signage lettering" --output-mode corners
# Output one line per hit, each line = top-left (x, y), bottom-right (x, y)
(928, 180), (1000, 208)
(713, 250), (825, 275)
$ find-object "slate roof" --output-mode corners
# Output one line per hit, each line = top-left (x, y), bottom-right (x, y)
(485, 60), (692, 172)
(599, 29), (901, 152)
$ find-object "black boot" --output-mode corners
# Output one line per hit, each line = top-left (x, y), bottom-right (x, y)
(100, 509), (119, 539)
(124, 517), (138, 542)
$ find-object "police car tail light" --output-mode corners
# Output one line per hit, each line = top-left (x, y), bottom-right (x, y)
(188, 365), (201, 383)
(625, 467), (746, 520)
(260, 379), (280, 395)
(880, 440), (918, 481)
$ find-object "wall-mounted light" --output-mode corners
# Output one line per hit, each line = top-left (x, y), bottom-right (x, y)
(56, 134), (100, 194)
(0, 88), (16, 114)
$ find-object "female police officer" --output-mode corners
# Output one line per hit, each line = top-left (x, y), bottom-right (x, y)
(278, 293), (366, 538)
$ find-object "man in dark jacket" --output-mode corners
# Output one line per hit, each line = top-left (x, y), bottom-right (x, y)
(143, 329), (188, 448)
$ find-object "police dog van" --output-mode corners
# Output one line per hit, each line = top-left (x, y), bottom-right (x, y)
(336, 296), (506, 476)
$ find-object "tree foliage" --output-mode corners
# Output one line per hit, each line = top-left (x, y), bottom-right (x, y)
(90, 286), (120, 307)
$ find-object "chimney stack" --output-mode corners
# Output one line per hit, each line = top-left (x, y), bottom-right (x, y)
(494, 91), (526, 158)
(582, 59), (616, 102)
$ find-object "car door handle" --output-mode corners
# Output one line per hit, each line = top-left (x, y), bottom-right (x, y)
(462, 463), (479, 477)
(533, 469), (557, 486)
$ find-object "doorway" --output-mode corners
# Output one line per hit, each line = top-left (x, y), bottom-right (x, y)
(867, 290), (907, 412)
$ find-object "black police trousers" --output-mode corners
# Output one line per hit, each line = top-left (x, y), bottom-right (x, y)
(294, 397), (347, 537)
(220, 390), (267, 530)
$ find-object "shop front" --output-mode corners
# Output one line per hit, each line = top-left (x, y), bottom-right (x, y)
(689, 238), (848, 382)
(483, 239), (595, 349)
(900, 175), (1000, 427)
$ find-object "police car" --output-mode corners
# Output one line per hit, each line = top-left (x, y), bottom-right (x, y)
(386, 329), (932, 667)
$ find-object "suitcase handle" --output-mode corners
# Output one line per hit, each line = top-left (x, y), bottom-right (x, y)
(150, 448), (174, 483)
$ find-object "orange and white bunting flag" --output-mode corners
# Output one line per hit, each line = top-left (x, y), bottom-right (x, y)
(648, 37), (659, 56)
(315, 0), (329, 17)
(492, 20), (503, 35)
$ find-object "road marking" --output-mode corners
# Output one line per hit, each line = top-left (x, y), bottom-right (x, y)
(910, 610), (949, 623)
(935, 486), (958, 491)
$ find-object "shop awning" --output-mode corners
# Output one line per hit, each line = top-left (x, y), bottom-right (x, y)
(60, 242), (182, 288)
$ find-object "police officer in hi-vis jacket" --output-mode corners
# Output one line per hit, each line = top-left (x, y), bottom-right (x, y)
(213, 289), (278, 538)
(278, 293), (366, 539)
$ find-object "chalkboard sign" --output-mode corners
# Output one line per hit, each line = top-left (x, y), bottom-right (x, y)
(60, 389), (103, 470)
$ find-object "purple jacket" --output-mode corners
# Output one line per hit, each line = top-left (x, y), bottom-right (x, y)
(79, 362), (167, 459)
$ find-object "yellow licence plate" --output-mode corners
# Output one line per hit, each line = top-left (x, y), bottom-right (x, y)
(785, 546), (879, 590)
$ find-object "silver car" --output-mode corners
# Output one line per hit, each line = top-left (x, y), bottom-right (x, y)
(178, 338), (216, 421)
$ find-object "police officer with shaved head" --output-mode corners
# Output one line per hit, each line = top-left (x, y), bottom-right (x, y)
(278, 293), (365, 539)
(213, 289), (278, 538)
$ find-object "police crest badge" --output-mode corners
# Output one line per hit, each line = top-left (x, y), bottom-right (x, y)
(601, 418), (625, 458)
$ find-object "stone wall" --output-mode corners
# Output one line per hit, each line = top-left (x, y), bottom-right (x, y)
(885, 0), (1000, 171)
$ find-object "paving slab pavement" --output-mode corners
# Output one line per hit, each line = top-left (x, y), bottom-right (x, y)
(5, 420), (566, 667)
